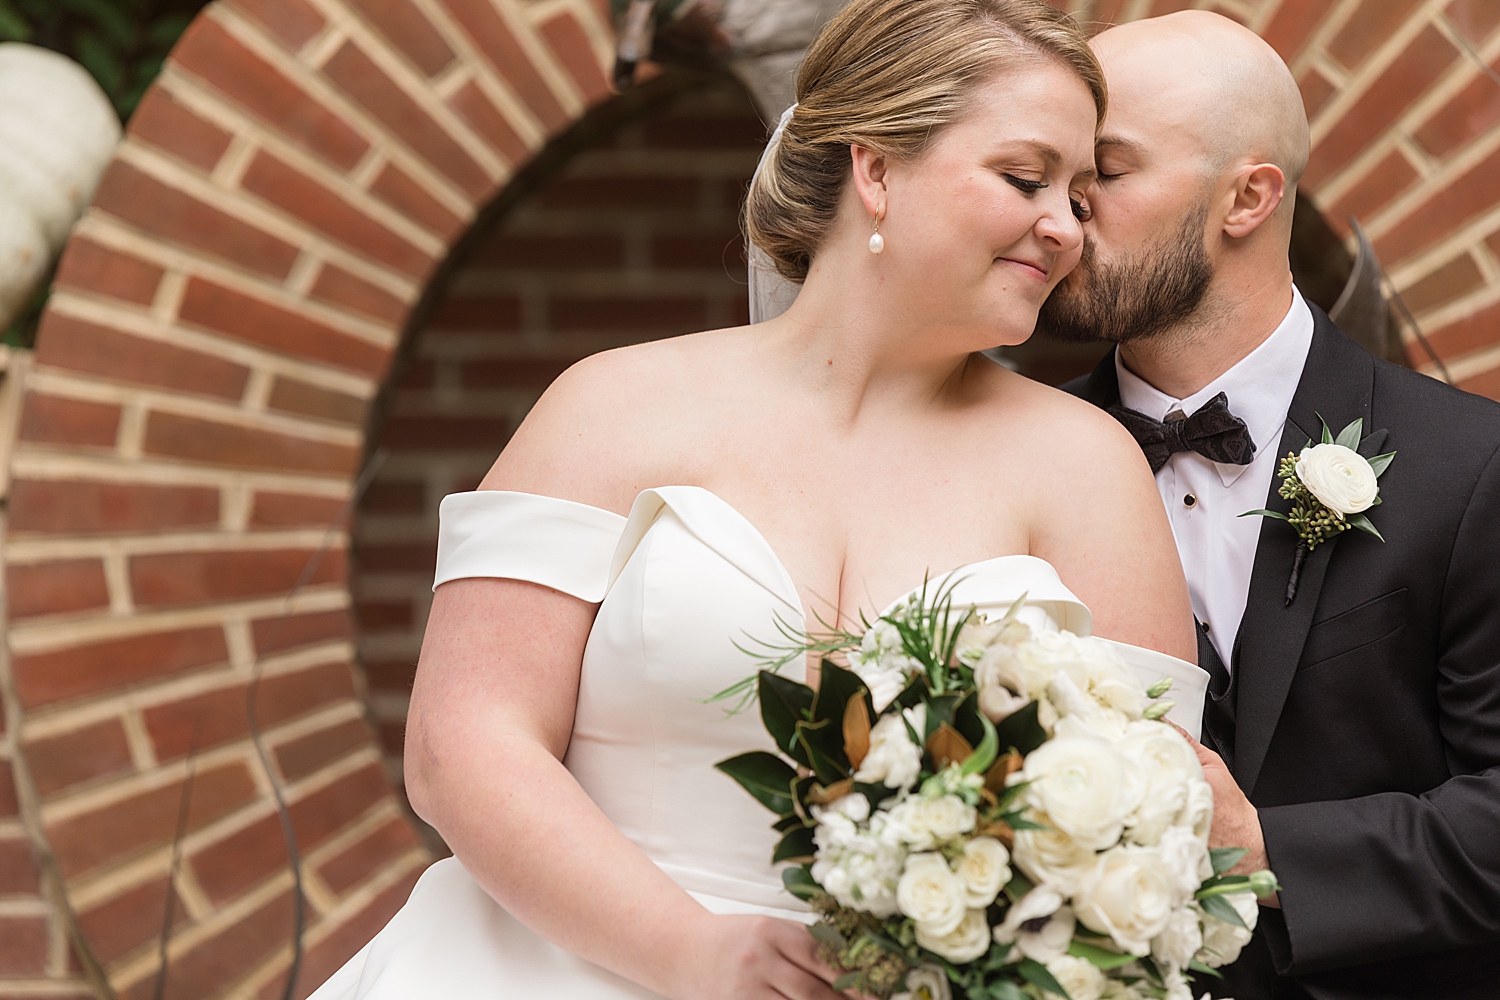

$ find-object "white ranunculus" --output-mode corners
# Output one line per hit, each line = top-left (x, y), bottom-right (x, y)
(894, 964), (952, 1000)
(1022, 733), (1141, 850)
(1196, 892), (1258, 968)
(1176, 778), (1214, 842)
(1012, 814), (1098, 896)
(1048, 673), (1131, 742)
(897, 853), (967, 934)
(916, 907), (992, 964)
(1044, 954), (1107, 1000)
(955, 837), (1011, 908)
(855, 705), (926, 790)
(1296, 443), (1379, 517)
(1074, 846), (1179, 956)
(1118, 721), (1203, 846)
(1156, 824), (1212, 902)
(993, 888), (1077, 964)
(887, 794), (977, 851)
(1151, 904), (1204, 969)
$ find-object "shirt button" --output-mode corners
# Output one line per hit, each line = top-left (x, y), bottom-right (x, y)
(1183, 493), (1197, 508)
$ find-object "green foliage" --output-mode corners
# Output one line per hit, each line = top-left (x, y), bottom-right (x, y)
(0, 0), (209, 120)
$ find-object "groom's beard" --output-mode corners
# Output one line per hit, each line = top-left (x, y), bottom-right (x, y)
(1037, 203), (1214, 344)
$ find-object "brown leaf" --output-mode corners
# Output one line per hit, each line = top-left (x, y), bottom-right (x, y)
(984, 751), (1023, 797)
(806, 778), (855, 805)
(927, 722), (974, 771)
(843, 694), (872, 770)
(975, 818), (1015, 849)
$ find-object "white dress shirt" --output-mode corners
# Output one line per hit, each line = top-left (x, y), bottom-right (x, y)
(1116, 287), (1315, 667)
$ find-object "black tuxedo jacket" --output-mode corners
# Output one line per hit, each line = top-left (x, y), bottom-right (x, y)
(1065, 308), (1500, 999)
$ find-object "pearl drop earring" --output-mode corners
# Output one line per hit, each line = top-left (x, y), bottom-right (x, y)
(868, 213), (885, 254)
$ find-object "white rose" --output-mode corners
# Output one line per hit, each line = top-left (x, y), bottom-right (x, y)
(893, 965), (952, 1000)
(887, 794), (976, 851)
(1012, 814), (1098, 896)
(1156, 824), (1212, 902)
(1151, 905), (1204, 969)
(956, 837), (1011, 908)
(855, 706), (926, 789)
(1074, 846), (1178, 956)
(1196, 892), (1258, 968)
(897, 853), (968, 934)
(1118, 722), (1203, 846)
(1044, 954), (1107, 1000)
(1022, 733), (1141, 850)
(993, 888), (1077, 964)
(1296, 443), (1379, 517)
(916, 908), (992, 964)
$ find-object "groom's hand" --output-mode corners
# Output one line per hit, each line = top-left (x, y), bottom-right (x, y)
(1172, 724), (1280, 908)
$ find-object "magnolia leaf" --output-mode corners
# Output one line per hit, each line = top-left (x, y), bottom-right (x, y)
(993, 699), (1048, 757)
(927, 722), (974, 771)
(1209, 847), (1248, 875)
(1066, 939), (1136, 970)
(1239, 508), (1289, 521)
(760, 672), (813, 764)
(1199, 892), (1249, 929)
(772, 825), (816, 863)
(715, 752), (797, 815)
(813, 660), (872, 728)
(984, 750), (1024, 797)
(1368, 451), (1396, 477)
(1347, 512), (1385, 542)
(1017, 958), (1071, 999)
(895, 673), (929, 711)
(773, 814), (805, 833)
(805, 777), (854, 806)
(795, 719), (848, 784)
(783, 865), (819, 900)
(1335, 418), (1363, 450)
(1188, 958), (1224, 978)
(843, 693), (872, 770)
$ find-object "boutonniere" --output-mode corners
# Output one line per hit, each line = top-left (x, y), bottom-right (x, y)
(1242, 416), (1395, 605)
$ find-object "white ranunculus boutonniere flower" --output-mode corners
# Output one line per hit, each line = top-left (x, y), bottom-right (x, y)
(1242, 416), (1394, 604)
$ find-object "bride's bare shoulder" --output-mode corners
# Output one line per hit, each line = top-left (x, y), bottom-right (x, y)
(478, 328), (748, 513)
(991, 369), (1145, 471)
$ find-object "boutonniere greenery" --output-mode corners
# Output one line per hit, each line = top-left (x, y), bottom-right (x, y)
(1242, 416), (1395, 604)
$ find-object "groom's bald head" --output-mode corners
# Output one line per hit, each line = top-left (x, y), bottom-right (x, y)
(1093, 11), (1309, 197)
(1038, 11), (1309, 347)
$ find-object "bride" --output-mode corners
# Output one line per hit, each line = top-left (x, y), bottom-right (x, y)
(311, 0), (1196, 996)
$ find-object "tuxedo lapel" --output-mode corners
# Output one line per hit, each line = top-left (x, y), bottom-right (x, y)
(1076, 346), (1122, 408)
(1233, 310), (1378, 796)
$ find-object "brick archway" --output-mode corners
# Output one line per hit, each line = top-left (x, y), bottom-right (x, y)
(8, 0), (1500, 997)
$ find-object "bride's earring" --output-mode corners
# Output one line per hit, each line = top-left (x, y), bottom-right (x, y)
(868, 213), (884, 255)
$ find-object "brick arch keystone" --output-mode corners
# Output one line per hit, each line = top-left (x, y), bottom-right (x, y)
(3, 0), (616, 995)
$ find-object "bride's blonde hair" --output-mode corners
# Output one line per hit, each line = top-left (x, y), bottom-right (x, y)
(746, 0), (1106, 283)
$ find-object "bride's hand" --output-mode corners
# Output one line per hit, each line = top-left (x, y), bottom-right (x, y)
(679, 914), (848, 1000)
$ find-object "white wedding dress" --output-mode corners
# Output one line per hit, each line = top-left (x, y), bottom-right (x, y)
(310, 486), (1205, 999)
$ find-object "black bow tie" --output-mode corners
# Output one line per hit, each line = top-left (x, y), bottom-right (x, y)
(1107, 392), (1256, 474)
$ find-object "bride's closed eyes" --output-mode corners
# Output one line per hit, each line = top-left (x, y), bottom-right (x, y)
(1002, 174), (1092, 221)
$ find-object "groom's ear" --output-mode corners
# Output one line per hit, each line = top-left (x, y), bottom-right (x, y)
(850, 144), (889, 218)
(1222, 162), (1286, 239)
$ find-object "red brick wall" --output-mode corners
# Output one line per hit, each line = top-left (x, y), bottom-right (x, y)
(350, 73), (761, 804)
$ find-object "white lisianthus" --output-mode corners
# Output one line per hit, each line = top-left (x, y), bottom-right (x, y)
(953, 615), (1004, 666)
(1022, 733), (1141, 850)
(1074, 846), (1179, 956)
(887, 794), (977, 851)
(897, 853), (968, 934)
(855, 705), (926, 790)
(893, 965), (952, 1000)
(955, 837), (1011, 908)
(916, 908), (992, 963)
(1044, 954), (1107, 1000)
(1296, 443), (1379, 517)
(1012, 814), (1098, 896)
(1151, 904), (1204, 969)
(1157, 824), (1213, 902)
(849, 619), (921, 710)
(993, 888), (1077, 964)
(1196, 892), (1258, 967)
(1118, 721), (1203, 846)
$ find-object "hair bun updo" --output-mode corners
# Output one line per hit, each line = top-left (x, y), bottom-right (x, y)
(745, 0), (1106, 283)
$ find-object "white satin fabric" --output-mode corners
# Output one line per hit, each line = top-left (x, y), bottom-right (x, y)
(310, 487), (1203, 998)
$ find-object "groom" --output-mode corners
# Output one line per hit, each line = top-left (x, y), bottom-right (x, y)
(1048, 12), (1500, 1000)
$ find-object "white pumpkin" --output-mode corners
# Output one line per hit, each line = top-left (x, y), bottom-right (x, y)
(0, 43), (121, 327)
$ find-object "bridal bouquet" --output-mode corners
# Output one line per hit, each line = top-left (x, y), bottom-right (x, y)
(715, 584), (1277, 1000)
